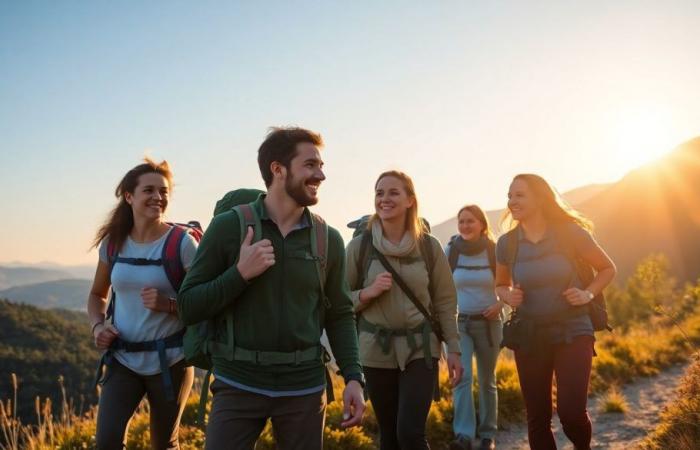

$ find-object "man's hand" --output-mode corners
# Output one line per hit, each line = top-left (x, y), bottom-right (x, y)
(340, 380), (366, 428)
(94, 323), (120, 350)
(447, 352), (463, 387)
(236, 226), (275, 281)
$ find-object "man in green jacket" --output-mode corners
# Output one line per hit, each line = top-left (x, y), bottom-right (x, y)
(178, 127), (365, 450)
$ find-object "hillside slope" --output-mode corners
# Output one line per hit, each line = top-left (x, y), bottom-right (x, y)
(0, 300), (99, 421)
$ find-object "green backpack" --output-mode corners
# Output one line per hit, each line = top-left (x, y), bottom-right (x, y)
(182, 188), (331, 426)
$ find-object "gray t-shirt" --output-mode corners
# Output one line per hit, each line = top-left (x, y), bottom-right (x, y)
(445, 246), (498, 315)
(496, 223), (595, 343)
(99, 227), (198, 375)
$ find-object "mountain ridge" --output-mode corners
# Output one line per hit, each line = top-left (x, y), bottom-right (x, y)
(433, 137), (700, 282)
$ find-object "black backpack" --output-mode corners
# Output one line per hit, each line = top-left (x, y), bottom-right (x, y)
(446, 235), (497, 276)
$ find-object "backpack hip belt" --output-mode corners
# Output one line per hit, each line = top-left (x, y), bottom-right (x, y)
(94, 328), (186, 402)
(358, 315), (434, 369)
(230, 344), (324, 366)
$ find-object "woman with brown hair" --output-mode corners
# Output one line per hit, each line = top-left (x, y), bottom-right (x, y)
(447, 205), (502, 450)
(495, 174), (616, 450)
(87, 158), (197, 449)
(346, 170), (463, 450)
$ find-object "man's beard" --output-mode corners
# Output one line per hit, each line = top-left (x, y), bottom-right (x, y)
(285, 174), (320, 207)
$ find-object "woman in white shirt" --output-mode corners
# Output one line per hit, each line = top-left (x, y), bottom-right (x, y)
(87, 158), (197, 450)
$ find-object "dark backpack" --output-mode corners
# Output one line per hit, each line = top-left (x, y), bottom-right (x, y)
(182, 189), (265, 371)
(502, 224), (611, 332)
(183, 189), (331, 426)
(446, 235), (496, 276)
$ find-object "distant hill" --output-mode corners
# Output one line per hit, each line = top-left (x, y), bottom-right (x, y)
(432, 183), (611, 243)
(0, 279), (91, 310)
(0, 299), (99, 422)
(0, 266), (75, 290)
(0, 262), (94, 282)
(432, 137), (700, 282)
(577, 137), (700, 282)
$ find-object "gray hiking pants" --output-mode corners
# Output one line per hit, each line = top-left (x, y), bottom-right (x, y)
(95, 358), (194, 450)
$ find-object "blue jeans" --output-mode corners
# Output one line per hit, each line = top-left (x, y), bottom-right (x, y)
(452, 317), (502, 440)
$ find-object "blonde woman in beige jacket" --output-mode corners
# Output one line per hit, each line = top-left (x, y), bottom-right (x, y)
(346, 170), (463, 450)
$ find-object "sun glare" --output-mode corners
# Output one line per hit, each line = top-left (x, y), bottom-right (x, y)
(611, 106), (677, 169)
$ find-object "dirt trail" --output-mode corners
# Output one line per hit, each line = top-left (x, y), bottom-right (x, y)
(496, 363), (687, 449)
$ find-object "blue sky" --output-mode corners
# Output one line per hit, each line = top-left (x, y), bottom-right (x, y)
(2, 1), (700, 264)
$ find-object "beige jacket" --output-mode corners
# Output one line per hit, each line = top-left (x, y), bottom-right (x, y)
(346, 222), (460, 369)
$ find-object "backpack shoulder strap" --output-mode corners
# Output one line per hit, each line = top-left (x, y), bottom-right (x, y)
(355, 230), (372, 290)
(486, 239), (497, 277)
(233, 203), (262, 246)
(418, 234), (436, 301)
(310, 213), (330, 310)
(504, 227), (520, 279)
(310, 213), (328, 272)
(553, 223), (596, 287)
(447, 237), (459, 273)
(106, 239), (118, 273)
(105, 239), (119, 321)
(162, 226), (188, 291)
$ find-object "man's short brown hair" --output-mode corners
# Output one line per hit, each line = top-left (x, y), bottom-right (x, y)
(257, 127), (323, 187)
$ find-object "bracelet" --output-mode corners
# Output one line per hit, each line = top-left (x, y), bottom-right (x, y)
(169, 297), (177, 314)
(91, 321), (104, 335)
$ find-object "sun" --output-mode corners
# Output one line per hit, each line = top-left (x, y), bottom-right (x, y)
(611, 105), (677, 169)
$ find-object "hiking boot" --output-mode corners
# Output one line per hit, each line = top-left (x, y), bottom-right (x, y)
(478, 438), (495, 450)
(449, 436), (472, 450)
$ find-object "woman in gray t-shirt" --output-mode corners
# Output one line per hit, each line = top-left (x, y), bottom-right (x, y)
(87, 158), (197, 450)
(495, 174), (616, 450)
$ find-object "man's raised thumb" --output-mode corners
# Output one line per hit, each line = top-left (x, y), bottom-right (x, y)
(242, 226), (254, 246)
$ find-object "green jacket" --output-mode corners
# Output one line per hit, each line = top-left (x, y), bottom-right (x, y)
(178, 195), (362, 391)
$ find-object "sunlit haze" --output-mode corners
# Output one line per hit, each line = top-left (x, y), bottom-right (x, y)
(2, 1), (700, 265)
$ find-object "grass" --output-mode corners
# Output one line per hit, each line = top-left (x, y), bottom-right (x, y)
(4, 311), (698, 449)
(598, 386), (628, 414)
(641, 353), (700, 449)
(4, 309), (700, 449)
